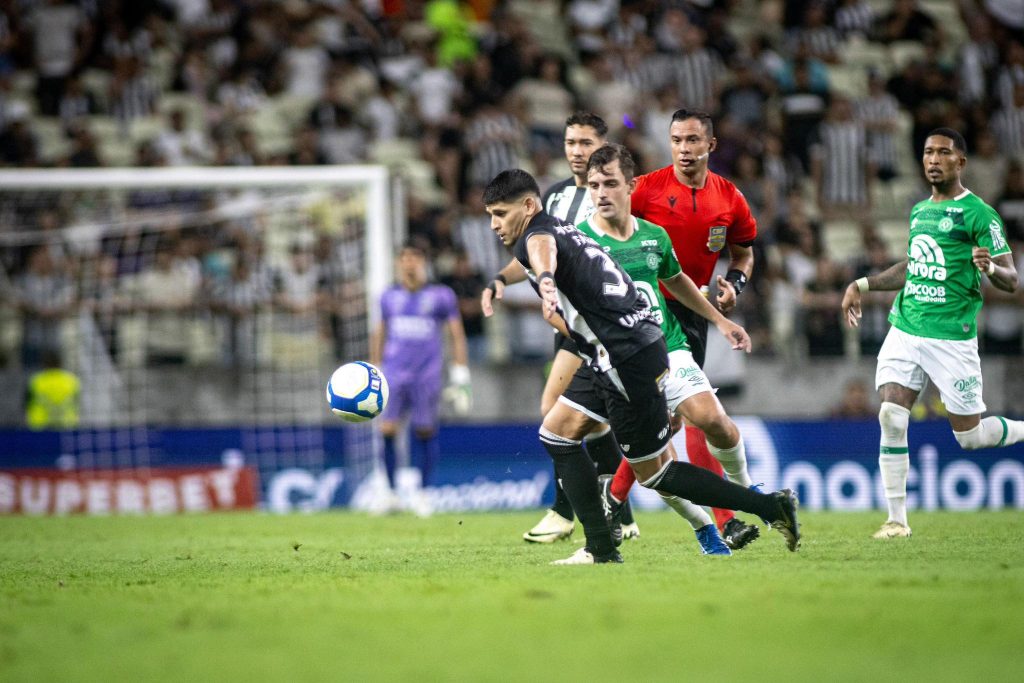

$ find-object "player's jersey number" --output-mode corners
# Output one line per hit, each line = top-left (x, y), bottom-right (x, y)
(585, 246), (629, 298)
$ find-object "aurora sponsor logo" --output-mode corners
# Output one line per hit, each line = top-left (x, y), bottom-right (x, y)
(907, 234), (947, 281)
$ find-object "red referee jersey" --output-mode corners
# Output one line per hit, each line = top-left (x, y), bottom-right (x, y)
(632, 166), (756, 294)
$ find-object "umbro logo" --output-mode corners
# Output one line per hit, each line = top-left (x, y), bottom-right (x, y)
(668, 196), (677, 208)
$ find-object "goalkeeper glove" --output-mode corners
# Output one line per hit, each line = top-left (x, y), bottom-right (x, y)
(443, 364), (472, 415)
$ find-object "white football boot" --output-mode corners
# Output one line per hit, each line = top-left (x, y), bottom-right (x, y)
(523, 510), (574, 543)
(872, 520), (912, 538)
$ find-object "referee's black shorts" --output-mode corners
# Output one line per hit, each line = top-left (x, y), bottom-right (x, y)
(665, 298), (709, 368)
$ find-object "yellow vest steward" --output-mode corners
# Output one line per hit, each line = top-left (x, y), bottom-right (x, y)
(26, 369), (81, 430)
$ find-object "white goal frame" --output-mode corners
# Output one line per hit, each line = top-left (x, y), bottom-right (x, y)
(0, 165), (394, 321)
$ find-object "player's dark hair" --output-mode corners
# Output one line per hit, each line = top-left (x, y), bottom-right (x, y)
(482, 169), (540, 205)
(587, 143), (637, 182)
(400, 240), (427, 257)
(926, 127), (967, 155)
(670, 108), (714, 139)
(565, 111), (608, 138)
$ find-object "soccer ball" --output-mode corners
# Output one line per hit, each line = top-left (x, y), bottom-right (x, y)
(326, 361), (389, 423)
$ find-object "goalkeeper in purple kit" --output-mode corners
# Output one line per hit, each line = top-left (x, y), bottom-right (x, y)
(371, 243), (470, 505)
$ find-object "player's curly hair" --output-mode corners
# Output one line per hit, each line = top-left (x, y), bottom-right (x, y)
(586, 143), (637, 182)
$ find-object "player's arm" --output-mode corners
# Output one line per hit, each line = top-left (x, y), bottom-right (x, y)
(444, 313), (472, 414)
(369, 320), (385, 367)
(481, 258), (527, 317)
(715, 242), (754, 314)
(973, 248), (1018, 293)
(525, 233), (567, 334)
(661, 272), (751, 352)
(842, 259), (908, 327)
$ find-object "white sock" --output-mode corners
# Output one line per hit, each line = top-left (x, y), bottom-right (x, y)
(954, 416), (1024, 450)
(879, 402), (911, 527)
(706, 438), (752, 487)
(659, 493), (712, 530)
(880, 455), (909, 526)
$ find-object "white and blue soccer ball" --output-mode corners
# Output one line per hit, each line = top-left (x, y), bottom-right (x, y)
(326, 361), (389, 423)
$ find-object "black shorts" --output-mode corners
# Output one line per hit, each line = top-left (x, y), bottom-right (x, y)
(553, 332), (579, 356)
(666, 298), (709, 368)
(560, 339), (672, 463)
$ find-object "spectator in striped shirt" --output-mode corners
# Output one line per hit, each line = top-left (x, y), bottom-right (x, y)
(991, 83), (1024, 156)
(857, 71), (901, 181)
(833, 0), (876, 39)
(811, 96), (873, 218)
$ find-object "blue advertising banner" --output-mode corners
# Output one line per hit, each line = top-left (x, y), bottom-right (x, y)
(3, 419), (1023, 514)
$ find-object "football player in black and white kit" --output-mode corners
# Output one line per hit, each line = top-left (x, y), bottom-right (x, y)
(482, 112), (638, 544)
(483, 169), (801, 564)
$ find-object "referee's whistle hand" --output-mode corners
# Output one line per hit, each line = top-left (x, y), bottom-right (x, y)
(715, 275), (737, 313)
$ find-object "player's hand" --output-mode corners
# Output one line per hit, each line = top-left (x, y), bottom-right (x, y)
(715, 275), (737, 313)
(972, 247), (993, 275)
(841, 283), (862, 328)
(538, 275), (559, 320)
(481, 278), (505, 317)
(716, 319), (751, 353)
(444, 365), (472, 415)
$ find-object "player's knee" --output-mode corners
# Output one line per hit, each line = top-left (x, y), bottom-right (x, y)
(879, 402), (910, 441)
(413, 427), (435, 441)
(379, 421), (399, 438)
(637, 460), (671, 489)
(702, 412), (735, 442)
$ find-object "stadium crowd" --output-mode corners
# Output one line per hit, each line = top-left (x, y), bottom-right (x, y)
(1, 0), (1023, 378)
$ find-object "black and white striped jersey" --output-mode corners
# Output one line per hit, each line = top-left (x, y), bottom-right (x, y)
(512, 212), (661, 371)
(542, 178), (595, 226)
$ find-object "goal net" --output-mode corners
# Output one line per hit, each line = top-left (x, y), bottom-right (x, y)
(0, 166), (392, 495)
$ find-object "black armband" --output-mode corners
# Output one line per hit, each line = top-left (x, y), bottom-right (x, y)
(485, 273), (508, 294)
(538, 270), (554, 283)
(724, 269), (748, 295)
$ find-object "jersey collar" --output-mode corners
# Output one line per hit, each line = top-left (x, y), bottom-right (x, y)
(588, 216), (638, 241)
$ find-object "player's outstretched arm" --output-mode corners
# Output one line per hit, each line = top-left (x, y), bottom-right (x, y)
(973, 248), (1019, 293)
(661, 272), (751, 352)
(481, 259), (528, 317)
(525, 234), (560, 321)
(843, 259), (908, 327)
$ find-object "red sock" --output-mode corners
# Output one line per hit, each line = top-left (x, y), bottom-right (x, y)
(685, 425), (734, 529)
(610, 458), (635, 502)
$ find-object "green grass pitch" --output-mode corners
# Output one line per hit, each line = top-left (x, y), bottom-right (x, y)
(2, 510), (1024, 682)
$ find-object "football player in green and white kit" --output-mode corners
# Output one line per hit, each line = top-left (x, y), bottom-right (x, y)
(563, 142), (759, 554)
(842, 128), (1022, 539)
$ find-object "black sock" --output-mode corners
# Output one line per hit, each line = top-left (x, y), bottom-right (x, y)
(550, 462), (575, 521)
(541, 435), (615, 557)
(653, 461), (778, 523)
(584, 430), (634, 525)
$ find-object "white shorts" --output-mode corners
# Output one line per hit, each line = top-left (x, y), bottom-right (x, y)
(665, 349), (713, 413)
(876, 327), (986, 415)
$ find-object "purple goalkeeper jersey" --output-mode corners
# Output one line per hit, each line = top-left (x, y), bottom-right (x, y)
(380, 283), (459, 386)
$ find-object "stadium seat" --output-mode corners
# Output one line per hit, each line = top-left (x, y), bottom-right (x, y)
(33, 117), (68, 164)
(889, 41), (927, 71)
(840, 37), (892, 76)
(826, 64), (868, 98)
(158, 93), (206, 130)
(823, 219), (863, 262)
(878, 218), (911, 253)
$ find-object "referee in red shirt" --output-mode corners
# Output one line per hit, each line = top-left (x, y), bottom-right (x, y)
(632, 108), (760, 549)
